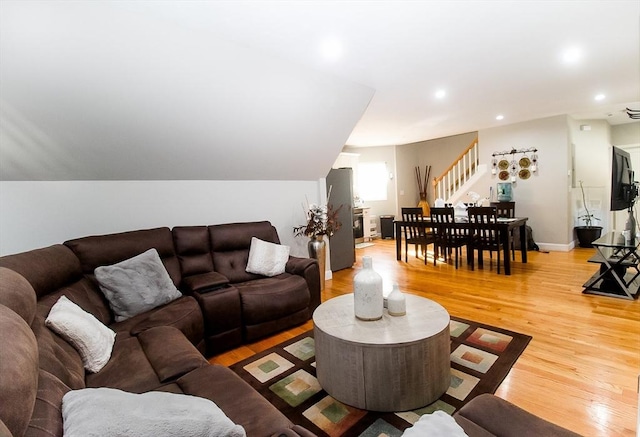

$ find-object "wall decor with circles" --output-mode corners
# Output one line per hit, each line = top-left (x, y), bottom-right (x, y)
(491, 147), (538, 182)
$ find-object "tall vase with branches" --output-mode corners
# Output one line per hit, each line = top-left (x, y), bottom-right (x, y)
(415, 165), (431, 216)
(293, 186), (343, 290)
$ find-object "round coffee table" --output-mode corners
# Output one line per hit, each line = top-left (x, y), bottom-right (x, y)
(313, 293), (450, 412)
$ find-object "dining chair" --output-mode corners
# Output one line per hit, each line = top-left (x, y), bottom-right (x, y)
(401, 207), (433, 264)
(490, 201), (516, 260)
(468, 206), (502, 273)
(429, 207), (469, 269)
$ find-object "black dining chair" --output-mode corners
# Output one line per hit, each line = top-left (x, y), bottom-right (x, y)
(490, 201), (516, 260)
(429, 207), (469, 269)
(401, 207), (434, 264)
(468, 206), (502, 273)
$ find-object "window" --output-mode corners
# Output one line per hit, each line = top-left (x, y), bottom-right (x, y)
(357, 162), (388, 201)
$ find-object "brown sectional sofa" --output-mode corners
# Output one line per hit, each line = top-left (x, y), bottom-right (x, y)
(0, 221), (320, 437)
(0, 219), (580, 437)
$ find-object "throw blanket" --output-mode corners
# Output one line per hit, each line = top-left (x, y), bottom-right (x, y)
(62, 388), (246, 437)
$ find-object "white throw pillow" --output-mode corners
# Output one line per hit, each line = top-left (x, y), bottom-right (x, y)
(45, 296), (116, 373)
(245, 237), (290, 277)
(62, 388), (246, 437)
(94, 248), (182, 322)
(402, 411), (469, 437)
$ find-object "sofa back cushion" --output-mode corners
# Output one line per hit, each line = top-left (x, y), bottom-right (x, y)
(208, 222), (281, 283)
(0, 245), (83, 299)
(65, 227), (182, 287)
(173, 226), (214, 277)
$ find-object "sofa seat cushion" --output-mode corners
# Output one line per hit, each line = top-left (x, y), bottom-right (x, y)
(86, 326), (206, 393)
(110, 295), (204, 347)
(175, 365), (293, 437)
(235, 274), (310, 325)
(33, 313), (86, 391)
(27, 370), (72, 437)
(85, 334), (161, 393)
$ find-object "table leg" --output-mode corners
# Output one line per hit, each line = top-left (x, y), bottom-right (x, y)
(502, 229), (511, 275)
(519, 223), (527, 263)
(395, 222), (402, 261)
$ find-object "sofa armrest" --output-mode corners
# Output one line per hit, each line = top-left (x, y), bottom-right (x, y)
(285, 257), (321, 311)
(137, 326), (208, 382)
(453, 394), (581, 437)
(271, 425), (319, 437)
(181, 272), (230, 294)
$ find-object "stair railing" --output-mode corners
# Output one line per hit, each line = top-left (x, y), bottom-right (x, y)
(433, 138), (479, 202)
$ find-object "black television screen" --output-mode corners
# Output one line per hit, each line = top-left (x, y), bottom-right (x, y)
(610, 146), (636, 211)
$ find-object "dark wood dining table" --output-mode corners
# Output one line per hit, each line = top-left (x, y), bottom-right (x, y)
(394, 217), (529, 275)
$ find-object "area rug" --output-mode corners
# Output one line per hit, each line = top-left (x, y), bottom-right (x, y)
(230, 316), (531, 437)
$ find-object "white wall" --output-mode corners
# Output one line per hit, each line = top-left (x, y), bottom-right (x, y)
(475, 115), (571, 250)
(568, 119), (611, 233)
(394, 144), (420, 218)
(0, 180), (321, 256)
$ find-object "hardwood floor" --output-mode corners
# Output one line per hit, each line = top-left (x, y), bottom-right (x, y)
(209, 239), (640, 436)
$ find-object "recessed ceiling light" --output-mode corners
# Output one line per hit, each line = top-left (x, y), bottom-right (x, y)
(562, 47), (583, 64)
(594, 94), (606, 101)
(435, 89), (446, 99)
(319, 37), (344, 62)
(496, 115), (504, 121)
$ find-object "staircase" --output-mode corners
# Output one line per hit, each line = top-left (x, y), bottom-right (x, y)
(433, 137), (487, 204)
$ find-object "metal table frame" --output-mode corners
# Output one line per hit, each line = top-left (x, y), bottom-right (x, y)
(583, 231), (640, 300)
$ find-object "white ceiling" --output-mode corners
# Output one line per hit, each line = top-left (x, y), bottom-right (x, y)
(1, 1), (639, 181)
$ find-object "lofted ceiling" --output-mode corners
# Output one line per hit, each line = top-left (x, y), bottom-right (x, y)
(1, 1), (639, 181)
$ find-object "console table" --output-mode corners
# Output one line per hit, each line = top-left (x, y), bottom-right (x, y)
(313, 294), (450, 412)
(583, 232), (640, 300)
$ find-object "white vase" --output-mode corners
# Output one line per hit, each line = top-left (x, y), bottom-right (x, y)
(353, 256), (383, 321)
(387, 283), (406, 316)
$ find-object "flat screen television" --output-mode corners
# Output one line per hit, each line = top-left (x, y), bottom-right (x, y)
(610, 146), (637, 211)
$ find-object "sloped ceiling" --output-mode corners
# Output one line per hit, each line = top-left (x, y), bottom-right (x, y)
(0, 1), (374, 181)
(1, 1), (639, 182)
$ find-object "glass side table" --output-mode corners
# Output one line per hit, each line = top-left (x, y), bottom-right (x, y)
(583, 231), (640, 300)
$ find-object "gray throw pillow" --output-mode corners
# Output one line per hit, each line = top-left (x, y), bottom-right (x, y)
(62, 388), (246, 437)
(94, 248), (181, 322)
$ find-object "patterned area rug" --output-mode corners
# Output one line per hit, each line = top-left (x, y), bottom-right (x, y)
(230, 316), (531, 437)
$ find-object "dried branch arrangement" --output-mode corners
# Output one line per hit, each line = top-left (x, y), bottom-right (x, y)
(415, 165), (431, 200)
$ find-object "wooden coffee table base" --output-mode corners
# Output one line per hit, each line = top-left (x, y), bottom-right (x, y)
(313, 294), (450, 412)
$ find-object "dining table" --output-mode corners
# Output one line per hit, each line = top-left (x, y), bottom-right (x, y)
(394, 216), (529, 275)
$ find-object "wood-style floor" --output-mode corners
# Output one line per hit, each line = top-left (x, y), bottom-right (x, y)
(209, 239), (640, 437)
